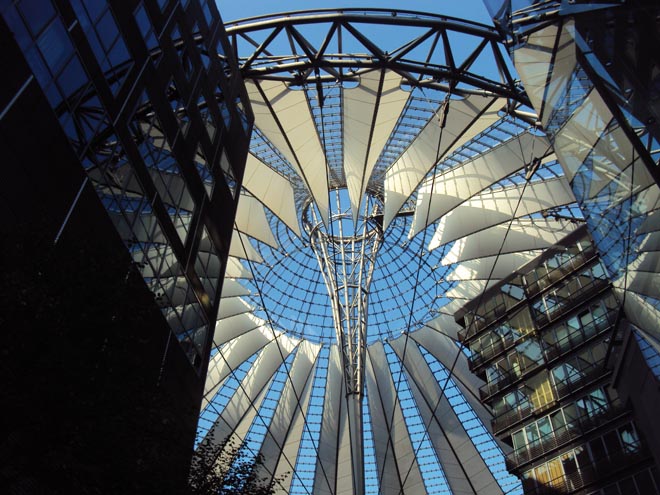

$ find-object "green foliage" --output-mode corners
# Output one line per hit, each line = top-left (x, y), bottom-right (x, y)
(188, 440), (279, 495)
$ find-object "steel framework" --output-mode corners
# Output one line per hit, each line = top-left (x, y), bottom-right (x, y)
(225, 9), (525, 100)
(304, 190), (384, 398)
(201, 11), (546, 495)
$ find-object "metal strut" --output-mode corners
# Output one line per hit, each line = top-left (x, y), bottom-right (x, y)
(304, 190), (383, 398)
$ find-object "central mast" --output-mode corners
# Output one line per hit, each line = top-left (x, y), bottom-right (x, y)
(303, 188), (383, 495)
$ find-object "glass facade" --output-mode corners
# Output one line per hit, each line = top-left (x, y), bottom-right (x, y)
(1, 0), (253, 371)
(490, 0), (660, 346)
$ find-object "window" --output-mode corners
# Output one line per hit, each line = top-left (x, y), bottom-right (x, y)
(551, 409), (567, 436)
(134, 3), (158, 51)
(502, 281), (525, 306)
(546, 458), (563, 488)
(18, 0), (57, 37)
(526, 422), (540, 448)
(38, 18), (72, 75)
(633, 469), (658, 494)
(574, 445), (591, 472)
(195, 227), (222, 300)
(528, 373), (555, 410)
(70, 0), (130, 94)
(537, 416), (552, 440)
(487, 359), (507, 385)
(577, 388), (607, 417)
(619, 424), (641, 453)
(202, 0), (214, 27)
(534, 464), (551, 486)
(561, 451), (577, 475)
(512, 429), (525, 452)
(589, 437), (607, 463)
(219, 150), (236, 198)
(5, 5), (95, 109)
(219, 100), (232, 128)
(195, 143), (214, 198)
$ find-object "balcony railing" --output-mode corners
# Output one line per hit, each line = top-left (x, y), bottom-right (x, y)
(533, 276), (609, 328)
(479, 358), (543, 401)
(505, 403), (628, 471)
(482, 351), (609, 404)
(493, 403), (535, 434)
(458, 303), (509, 342)
(468, 333), (516, 370)
(525, 245), (597, 299)
(459, 247), (598, 343)
(521, 442), (649, 495)
(471, 306), (616, 384)
(543, 311), (615, 363)
(491, 363), (611, 434)
(553, 363), (610, 402)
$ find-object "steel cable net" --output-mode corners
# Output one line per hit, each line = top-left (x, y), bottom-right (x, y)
(196, 9), (583, 495)
(246, 189), (443, 346)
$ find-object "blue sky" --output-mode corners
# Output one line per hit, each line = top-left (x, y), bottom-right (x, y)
(204, 4), (524, 494)
(216, 0), (494, 25)
(215, 0), (509, 101)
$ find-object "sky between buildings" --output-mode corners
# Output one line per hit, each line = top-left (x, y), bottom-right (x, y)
(216, 0), (493, 25)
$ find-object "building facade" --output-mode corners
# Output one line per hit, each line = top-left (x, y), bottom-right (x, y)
(485, 0), (660, 358)
(457, 226), (660, 494)
(466, 1), (660, 492)
(1, 0), (252, 491)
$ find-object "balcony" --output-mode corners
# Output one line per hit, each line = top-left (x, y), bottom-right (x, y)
(458, 303), (508, 342)
(521, 441), (649, 495)
(525, 245), (597, 299)
(470, 304), (616, 376)
(491, 363), (611, 435)
(533, 275), (610, 328)
(493, 403), (535, 434)
(468, 332), (517, 370)
(505, 403), (628, 471)
(479, 358), (543, 402)
(481, 325), (618, 402)
(553, 363), (611, 402)
(543, 312), (615, 364)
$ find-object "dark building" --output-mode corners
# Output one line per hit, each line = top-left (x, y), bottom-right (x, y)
(1, 0), (252, 492)
(456, 226), (660, 494)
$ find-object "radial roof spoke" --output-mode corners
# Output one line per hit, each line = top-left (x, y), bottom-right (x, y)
(198, 10), (592, 495)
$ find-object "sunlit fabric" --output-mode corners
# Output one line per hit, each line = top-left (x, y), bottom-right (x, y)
(192, 10), (603, 495)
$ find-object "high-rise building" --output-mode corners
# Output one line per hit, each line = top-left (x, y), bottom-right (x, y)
(456, 226), (659, 494)
(485, 0), (660, 344)
(1, 0), (251, 491)
(3, 1), (659, 494)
